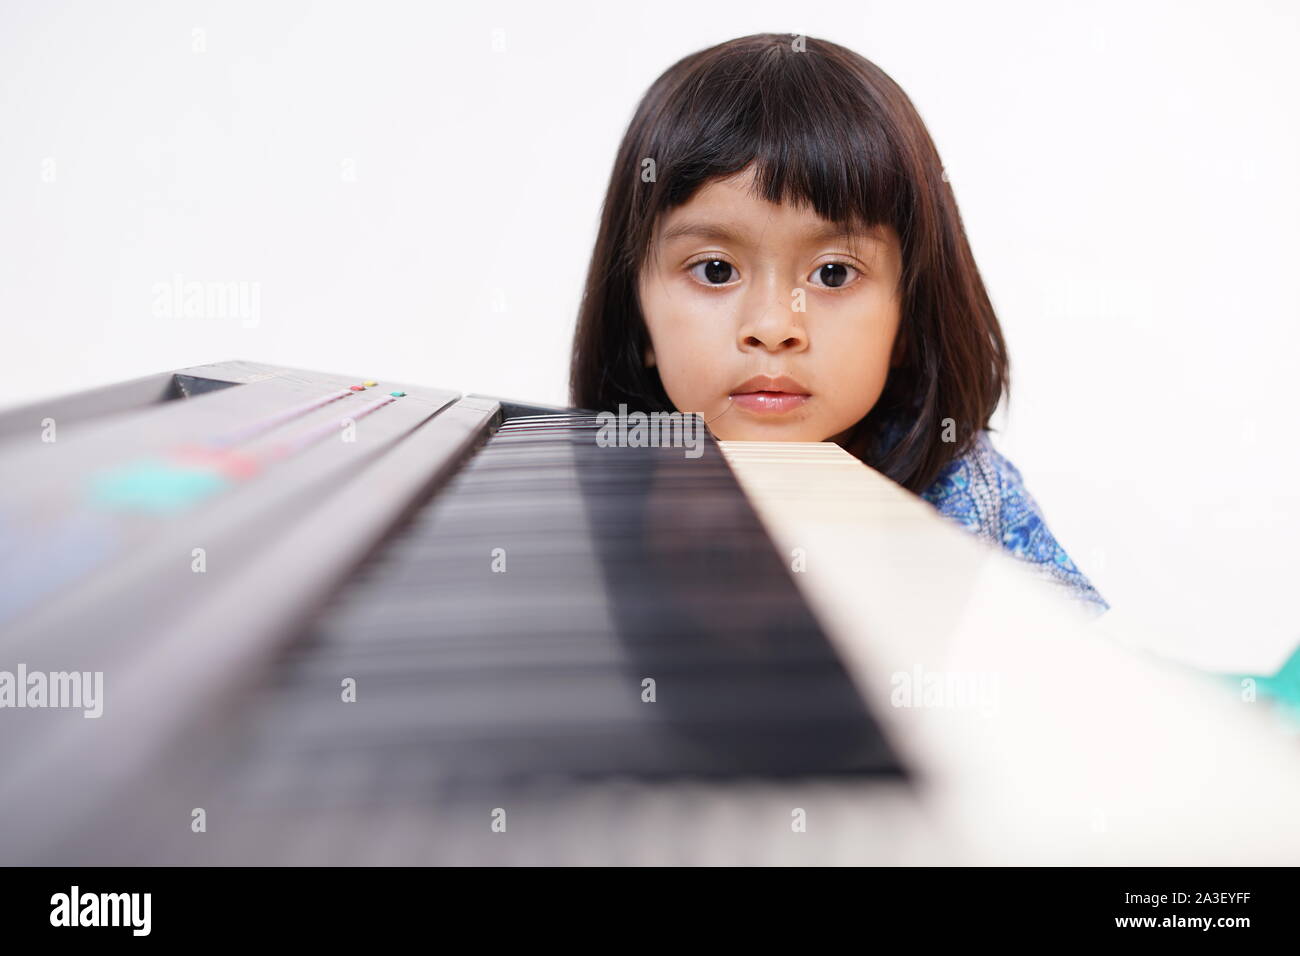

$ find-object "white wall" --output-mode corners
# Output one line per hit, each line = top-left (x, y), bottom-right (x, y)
(2, 0), (1296, 671)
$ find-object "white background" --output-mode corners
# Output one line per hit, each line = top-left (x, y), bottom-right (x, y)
(2, 0), (1296, 671)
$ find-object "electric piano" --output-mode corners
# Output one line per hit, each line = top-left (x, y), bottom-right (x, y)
(1, 360), (1297, 865)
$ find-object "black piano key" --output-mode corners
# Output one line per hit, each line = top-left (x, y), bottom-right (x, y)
(214, 411), (906, 802)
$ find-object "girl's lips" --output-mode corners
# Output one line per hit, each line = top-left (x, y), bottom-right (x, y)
(730, 391), (811, 414)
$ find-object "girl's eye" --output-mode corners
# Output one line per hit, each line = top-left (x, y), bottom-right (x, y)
(809, 262), (858, 289)
(688, 259), (738, 286)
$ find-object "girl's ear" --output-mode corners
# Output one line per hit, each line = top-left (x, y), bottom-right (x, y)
(644, 343), (656, 368)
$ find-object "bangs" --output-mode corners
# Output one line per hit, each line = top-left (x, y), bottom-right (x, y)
(628, 36), (914, 264)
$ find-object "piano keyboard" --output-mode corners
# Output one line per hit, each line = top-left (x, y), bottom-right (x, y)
(214, 414), (902, 802)
(4, 360), (1300, 866)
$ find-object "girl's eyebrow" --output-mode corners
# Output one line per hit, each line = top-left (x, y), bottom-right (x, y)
(658, 221), (748, 246)
(657, 219), (882, 247)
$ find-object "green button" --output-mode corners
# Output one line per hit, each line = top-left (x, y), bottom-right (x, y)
(90, 459), (229, 513)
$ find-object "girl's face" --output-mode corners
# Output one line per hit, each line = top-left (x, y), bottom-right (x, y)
(637, 166), (904, 444)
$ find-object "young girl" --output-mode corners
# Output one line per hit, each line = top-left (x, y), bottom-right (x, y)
(569, 33), (1107, 614)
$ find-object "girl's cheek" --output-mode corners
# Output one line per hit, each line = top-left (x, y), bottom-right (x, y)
(659, 302), (733, 360)
(662, 344), (722, 395)
(665, 291), (736, 331)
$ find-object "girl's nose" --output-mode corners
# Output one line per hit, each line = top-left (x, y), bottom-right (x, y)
(737, 285), (809, 353)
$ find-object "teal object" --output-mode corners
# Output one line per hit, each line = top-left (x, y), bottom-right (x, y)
(90, 458), (229, 513)
(1218, 644), (1300, 733)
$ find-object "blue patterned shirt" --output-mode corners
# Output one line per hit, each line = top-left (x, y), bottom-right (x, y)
(919, 432), (1109, 614)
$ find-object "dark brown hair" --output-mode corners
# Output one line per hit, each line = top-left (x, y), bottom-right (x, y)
(569, 33), (1008, 493)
